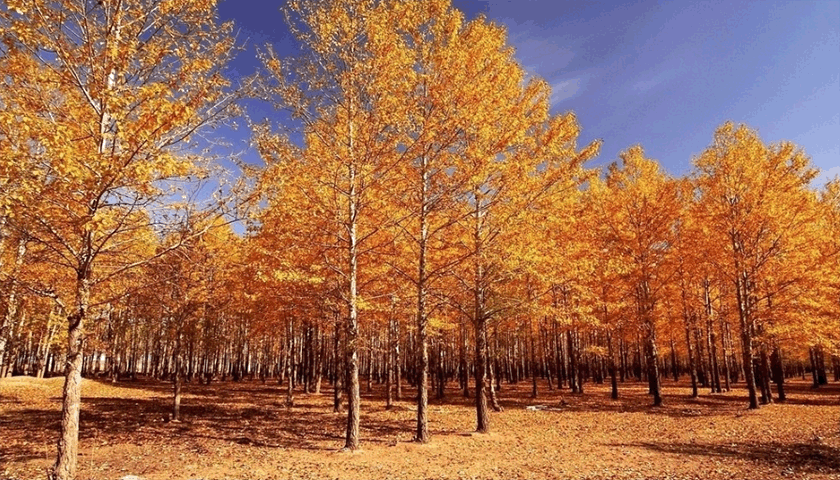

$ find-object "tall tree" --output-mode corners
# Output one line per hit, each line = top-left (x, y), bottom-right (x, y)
(255, 0), (410, 450)
(593, 146), (682, 406)
(0, 1), (240, 478)
(694, 122), (819, 409)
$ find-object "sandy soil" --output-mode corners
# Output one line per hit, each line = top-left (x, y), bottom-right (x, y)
(1, 375), (838, 480)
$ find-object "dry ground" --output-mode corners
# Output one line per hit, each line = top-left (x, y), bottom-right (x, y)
(1, 375), (838, 480)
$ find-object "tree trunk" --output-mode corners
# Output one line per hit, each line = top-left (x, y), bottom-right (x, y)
(607, 330), (618, 400)
(685, 321), (698, 398)
(669, 337), (679, 382)
(333, 317), (343, 413)
(312, 325), (326, 395)
(0, 237), (27, 378)
(173, 330), (183, 422)
(758, 345), (773, 404)
(414, 157), (430, 444)
(530, 317), (538, 399)
(734, 272), (759, 409)
(460, 319), (469, 398)
(286, 320), (295, 407)
(489, 326), (502, 412)
(52, 275), (89, 480)
(474, 315), (489, 433)
(645, 320), (662, 406)
(567, 330), (579, 393)
(386, 316), (394, 409)
(720, 318), (732, 392)
(394, 319), (402, 401)
(815, 346), (828, 385)
(809, 347), (820, 388)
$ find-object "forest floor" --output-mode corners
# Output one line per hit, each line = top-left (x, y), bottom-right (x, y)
(1, 375), (839, 480)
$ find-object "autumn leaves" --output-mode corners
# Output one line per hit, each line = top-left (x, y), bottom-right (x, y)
(0, 1), (838, 480)
(250, 0), (597, 447)
(1, 1), (242, 479)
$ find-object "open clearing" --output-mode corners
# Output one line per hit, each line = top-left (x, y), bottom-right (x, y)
(2, 376), (838, 480)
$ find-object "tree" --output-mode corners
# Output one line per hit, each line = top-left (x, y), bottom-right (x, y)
(0, 1), (241, 477)
(255, 0), (410, 450)
(593, 146), (682, 406)
(694, 122), (819, 409)
(452, 109), (598, 431)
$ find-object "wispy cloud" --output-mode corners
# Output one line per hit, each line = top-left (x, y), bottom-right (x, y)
(631, 68), (682, 93)
(551, 78), (582, 105)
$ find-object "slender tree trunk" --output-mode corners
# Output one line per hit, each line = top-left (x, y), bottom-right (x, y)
(460, 319), (469, 398)
(809, 347), (820, 388)
(474, 315), (489, 433)
(815, 346), (828, 385)
(607, 330), (618, 400)
(343, 158), (362, 450)
(703, 280), (721, 393)
(0, 237), (27, 378)
(333, 316), (343, 413)
(436, 340), (446, 399)
(669, 337), (679, 382)
(769, 346), (785, 401)
(52, 274), (90, 480)
(489, 326), (502, 412)
(173, 330), (183, 422)
(414, 157), (430, 444)
(394, 319), (402, 401)
(645, 320), (662, 406)
(735, 271), (759, 409)
(543, 322), (554, 391)
(567, 330), (579, 393)
(315, 325), (324, 393)
(286, 320), (295, 407)
(685, 320), (698, 398)
(530, 317), (538, 399)
(720, 318), (732, 392)
(386, 316), (394, 409)
(640, 283), (661, 407)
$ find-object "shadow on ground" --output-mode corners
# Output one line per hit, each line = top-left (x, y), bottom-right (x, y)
(3, 376), (838, 466)
(1, 378), (410, 464)
(611, 440), (840, 474)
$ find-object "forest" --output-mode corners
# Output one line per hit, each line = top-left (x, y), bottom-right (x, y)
(0, 1), (838, 480)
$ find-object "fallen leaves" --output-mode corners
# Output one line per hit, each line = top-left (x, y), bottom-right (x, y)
(1, 376), (838, 480)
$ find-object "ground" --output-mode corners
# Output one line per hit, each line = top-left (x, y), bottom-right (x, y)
(1, 375), (838, 480)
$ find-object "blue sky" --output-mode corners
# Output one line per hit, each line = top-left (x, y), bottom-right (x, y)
(218, 0), (840, 186)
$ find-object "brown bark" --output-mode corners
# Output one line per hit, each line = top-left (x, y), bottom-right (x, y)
(286, 320), (295, 407)
(530, 317), (538, 399)
(333, 317), (343, 413)
(734, 271), (759, 409)
(386, 316), (394, 409)
(644, 321), (662, 406)
(489, 326), (502, 412)
(460, 319), (469, 398)
(720, 318), (732, 392)
(474, 315), (489, 433)
(414, 158), (430, 444)
(607, 330), (618, 400)
(685, 320), (698, 398)
(52, 275), (89, 480)
(173, 331), (183, 422)
(394, 319), (402, 401)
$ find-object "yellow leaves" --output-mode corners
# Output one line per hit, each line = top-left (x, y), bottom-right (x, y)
(257, 268), (321, 286)
(5, 0), (28, 15)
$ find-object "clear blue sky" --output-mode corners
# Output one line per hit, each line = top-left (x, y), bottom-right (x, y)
(218, 0), (840, 186)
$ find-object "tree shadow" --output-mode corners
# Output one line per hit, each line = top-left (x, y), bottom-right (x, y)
(0, 408), (58, 463)
(5, 377), (836, 467)
(611, 440), (840, 474)
(2, 379), (412, 464)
